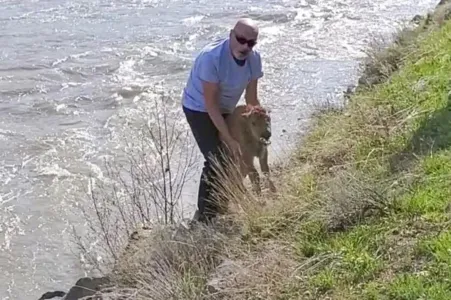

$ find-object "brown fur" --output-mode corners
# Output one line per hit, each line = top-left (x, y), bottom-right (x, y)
(221, 104), (276, 195)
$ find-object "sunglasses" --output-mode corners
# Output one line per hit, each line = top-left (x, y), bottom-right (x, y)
(233, 31), (257, 48)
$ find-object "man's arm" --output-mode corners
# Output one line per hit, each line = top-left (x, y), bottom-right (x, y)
(198, 54), (234, 144)
(245, 51), (264, 106)
(203, 80), (234, 144)
(244, 79), (261, 106)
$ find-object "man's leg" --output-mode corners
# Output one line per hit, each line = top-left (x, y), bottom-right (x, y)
(183, 106), (228, 222)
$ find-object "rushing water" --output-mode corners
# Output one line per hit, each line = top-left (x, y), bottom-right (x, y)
(0, 0), (440, 299)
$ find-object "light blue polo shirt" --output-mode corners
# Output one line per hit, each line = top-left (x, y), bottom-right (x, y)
(182, 37), (264, 114)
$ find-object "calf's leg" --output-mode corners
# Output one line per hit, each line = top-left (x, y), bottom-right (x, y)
(243, 154), (261, 195)
(259, 147), (276, 193)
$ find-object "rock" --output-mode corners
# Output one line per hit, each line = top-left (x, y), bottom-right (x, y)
(63, 276), (111, 300)
(119, 225), (154, 259)
(343, 84), (357, 100)
(411, 14), (423, 24)
(206, 259), (247, 295)
(38, 277), (111, 300)
(38, 291), (66, 300)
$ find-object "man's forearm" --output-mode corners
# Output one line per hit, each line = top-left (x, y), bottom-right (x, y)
(247, 97), (260, 106)
(245, 96), (260, 106)
(205, 101), (233, 143)
(245, 79), (260, 106)
(202, 80), (234, 143)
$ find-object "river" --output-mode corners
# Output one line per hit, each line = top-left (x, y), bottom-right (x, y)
(0, 0), (439, 299)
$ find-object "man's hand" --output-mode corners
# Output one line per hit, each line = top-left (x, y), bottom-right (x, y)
(223, 136), (242, 160)
(202, 80), (242, 161)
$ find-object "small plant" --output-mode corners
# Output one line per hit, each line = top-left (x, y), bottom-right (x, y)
(72, 87), (198, 274)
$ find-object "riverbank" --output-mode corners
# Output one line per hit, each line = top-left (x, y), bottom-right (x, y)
(48, 1), (451, 299)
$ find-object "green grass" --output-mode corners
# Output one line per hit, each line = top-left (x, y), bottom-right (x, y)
(397, 153), (451, 215)
(266, 18), (451, 300)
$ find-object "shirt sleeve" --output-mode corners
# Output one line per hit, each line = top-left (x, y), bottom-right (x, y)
(197, 53), (219, 83)
(250, 51), (264, 81)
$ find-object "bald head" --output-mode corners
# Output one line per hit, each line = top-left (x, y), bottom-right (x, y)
(233, 18), (259, 36)
(229, 18), (259, 60)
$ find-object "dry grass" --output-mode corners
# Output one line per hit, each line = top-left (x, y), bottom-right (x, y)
(104, 222), (229, 300)
(76, 124), (302, 299)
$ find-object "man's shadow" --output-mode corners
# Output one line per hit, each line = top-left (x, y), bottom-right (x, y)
(389, 95), (451, 173)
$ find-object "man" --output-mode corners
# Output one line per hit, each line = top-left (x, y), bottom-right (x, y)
(182, 18), (264, 223)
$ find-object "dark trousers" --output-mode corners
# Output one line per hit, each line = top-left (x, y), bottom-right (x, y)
(183, 105), (230, 221)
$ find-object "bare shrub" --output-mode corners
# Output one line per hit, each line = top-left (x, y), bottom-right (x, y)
(72, 88), (198, 275)
(357, 23), (423, 88)
(312, 169), (393, 232)
(310, 92), (347, 118)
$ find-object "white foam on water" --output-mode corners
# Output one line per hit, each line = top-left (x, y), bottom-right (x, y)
(141, 46), (159, 57)
(51, 51), (93, 67)
(60, 82), (85, 90)
(0, 192), (25, 252)
(182, 15), (205, 26)
(37, 164), (74, 178)
(258, 24), (286, 46)
(110, 59), (153, 95)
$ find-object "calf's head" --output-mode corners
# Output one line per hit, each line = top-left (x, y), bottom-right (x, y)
(241, 105), (272, 145)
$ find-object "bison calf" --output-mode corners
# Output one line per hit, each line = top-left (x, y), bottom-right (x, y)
(221, 104), (276, 195)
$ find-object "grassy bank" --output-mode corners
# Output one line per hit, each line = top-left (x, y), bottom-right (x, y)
(94, 4), (451, 300)
(258, 7), (451, 299)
